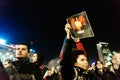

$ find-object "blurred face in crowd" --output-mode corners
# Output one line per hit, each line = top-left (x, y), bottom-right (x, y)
(111, 56), (118, 65)
(70, 18), (76, 30)
(113, 53), (120, 65)
(3, 61), (11, 68)
(31, 53), (38, 63)
(96, 61), (103, 69)
(74, 54), (88, 70)
(15, 44), (29, 58)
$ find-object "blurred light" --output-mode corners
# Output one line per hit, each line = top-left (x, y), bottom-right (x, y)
(30, 49), (36, 53)
(107, 57), (111, 61)
(105, 62), (111, 67)
(108, 53), (112, 56)
(0, 38), (6, 44)
(91, 62), (95, 65)
(112, 51), (116, 54)
(97, 44), (102, 47)
(5, 52), (10, 56)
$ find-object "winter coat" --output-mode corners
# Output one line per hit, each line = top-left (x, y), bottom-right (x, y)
(59, 38), (95, 80)
(10, 58), (41, 80)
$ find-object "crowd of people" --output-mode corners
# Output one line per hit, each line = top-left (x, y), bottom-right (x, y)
(0, 22), (120, 80)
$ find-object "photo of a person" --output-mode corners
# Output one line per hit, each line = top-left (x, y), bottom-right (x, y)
(77, 15), (87, 26)
(66, 11), (94, 39)
(74, 17), (82, 31)
(69, 17), (76, 30)
(69, 17), (82, 31)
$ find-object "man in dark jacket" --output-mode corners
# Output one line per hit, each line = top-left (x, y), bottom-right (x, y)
(10, 43), (43, 80)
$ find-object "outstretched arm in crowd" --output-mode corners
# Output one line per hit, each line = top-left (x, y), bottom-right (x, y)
(59, 23), (86, 61)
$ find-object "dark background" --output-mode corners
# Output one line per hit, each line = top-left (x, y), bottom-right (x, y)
(0, 0), (120, 64)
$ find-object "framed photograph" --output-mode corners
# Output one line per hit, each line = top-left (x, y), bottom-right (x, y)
(66, 11), (94, 39)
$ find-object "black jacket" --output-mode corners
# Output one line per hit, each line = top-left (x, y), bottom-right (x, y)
(11, 58), (43, 80)
(60, 38), (96, 80)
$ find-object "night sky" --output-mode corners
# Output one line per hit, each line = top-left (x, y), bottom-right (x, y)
(0, 0), (120, 64)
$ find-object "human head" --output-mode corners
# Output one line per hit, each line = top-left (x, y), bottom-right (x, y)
(31, 52), (44, 66)
(15, 43), (30, 59)
(78, 15), (87, 26)
(95, 60), (104, 70)
(69, 17), (82, 31)
(112, 52), (120, 65)
(3, 60), (12, 68)
(72, 48), (88, 70)
(31, 53), (38, 63)
(69, 17), (76, 30)
(74, 17), (82, 31)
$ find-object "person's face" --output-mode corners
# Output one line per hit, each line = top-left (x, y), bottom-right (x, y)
(78, 15), (86, 26)
(3, 61), (11, 68)
(111, 55), (119, 65)
(74, 17), (82, 31)
(96, 61), (103, 69)
(15, 44), (29, 58)
(70, 18), (76, 30)
(31, 53), (38, 63)
(113, 53), (120, 65)
(75, 54), (88, 70)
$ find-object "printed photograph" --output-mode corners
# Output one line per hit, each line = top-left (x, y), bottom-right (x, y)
(66, 11), (95, 39)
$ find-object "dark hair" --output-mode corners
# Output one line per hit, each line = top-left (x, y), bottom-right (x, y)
(35, 52), (44, 66)
(95, 60), (103, 69)
(71, 48), (85, 65)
